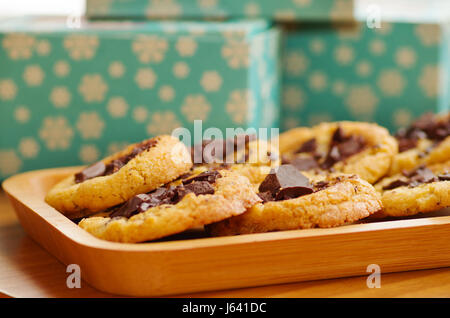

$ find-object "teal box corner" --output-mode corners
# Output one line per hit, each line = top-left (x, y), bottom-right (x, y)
(86, 0), (354, 22)
(281, 21), (450, 132)
(0, 18), (280, 179)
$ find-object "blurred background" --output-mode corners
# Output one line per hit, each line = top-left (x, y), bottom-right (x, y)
(0, 0), (449, 179)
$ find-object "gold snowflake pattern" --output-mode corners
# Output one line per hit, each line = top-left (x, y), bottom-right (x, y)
(377, 69), (406, 96)
(63, 34), (99, 60)
(418, 65), (440, 98)
(181, 94), (211, 122)
(50, 86), (71, 108)
(79, 144), (100, 164)
(107, 97), (129, 118)
(78, 74), (108, 103)
(2, 33), (35, 60)
(147, 111), (181, 136)
(23, 65), (45, 86)
(345, 85), (379, 118)
(76, 112), (105, 139)
(135, 68), (157, 89)
(222, 31), (250, 69)
(18, 137), (40, 159)
(132, 34), (168, 63)
(226, 90), (251, 124)
(200, 71), (222, 92)
(39, 116), (74, 150)
(0, 79), (17, 100)
(0, 150), (22, 176)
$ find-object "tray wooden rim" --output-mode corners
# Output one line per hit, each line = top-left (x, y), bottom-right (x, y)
(3, 166), (450, 252)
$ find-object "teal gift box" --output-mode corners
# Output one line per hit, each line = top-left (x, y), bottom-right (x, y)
(281, 21), (450, 131)
(86, 0), (354, 22)
(0, 17), (280, 179)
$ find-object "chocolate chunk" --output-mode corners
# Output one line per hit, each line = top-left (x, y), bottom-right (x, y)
(411, 112), (435, 132)
(178, 172), (193, 180)
(183, 181), (215, 196)
(402, 166), (421, 178)
(431, 126), (450, 140)
(104, 159), (124, 176)
(321, 146), (339, 169)
(438, 172), (450, 181)
(384, 165), (440, 190)
(276, 186), (313, 201)
(257, 191), (275, 203)
(295, 138), (317, 153)
(258, 165), (314, 201)
(397, 136), (418, 153)
(321, 127), (365, 169)
(395, 113), (450, 152)
(161, 186), (187, 205)
(110, 193), (153, 218)
(110, 170), (219, 218)
(331, 127), (345, 143)
(75, 139), (158, 184)
(395, 129), (423, 153)
(382, 179), (409, 190)
(410, 166), (438, 184)
(313, 180), (330, 191)
(118, 139), (158, 164)
(337, 136), (365, 159)
(182, 171), (222, 185)
(398, 139), (416, 153)
(291, 157), (319, 171)
(74, 161), (106, 183)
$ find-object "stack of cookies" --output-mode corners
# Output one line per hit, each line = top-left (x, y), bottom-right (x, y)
(45, 113), (450, 243)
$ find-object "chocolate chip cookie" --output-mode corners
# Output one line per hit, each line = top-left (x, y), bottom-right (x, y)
(279, 122), (398, 184)
(206, 164), (382, 236)
(375, 160), (450, 217)
(79, 169), (261, 243)
(389, 112), (450, 176)
(45, 135), (193, 219)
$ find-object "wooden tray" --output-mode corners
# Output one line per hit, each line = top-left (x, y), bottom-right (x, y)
(2, 167), (450, 297)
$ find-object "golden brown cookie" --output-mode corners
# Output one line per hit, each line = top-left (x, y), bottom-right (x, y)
(206, 165), (382, 236)
(279, 122), (398, 184)
(45, 135), (193, 219)
(79, 169), (261, 243)
(389, 112), (450, 176)
(375, 160), (450, 217)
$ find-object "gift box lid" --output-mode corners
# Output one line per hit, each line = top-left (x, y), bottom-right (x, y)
(0, 16), (270, 37)
(86, 0), (354, 22)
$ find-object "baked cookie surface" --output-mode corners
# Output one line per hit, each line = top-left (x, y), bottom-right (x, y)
(375, 160), (450, 217)
(45, 135), (193, 219)
(279, 122), (397, 184)
(389, 112), (450, 176)
(206, 165), (382, 236)
(79, 169), (261, 243)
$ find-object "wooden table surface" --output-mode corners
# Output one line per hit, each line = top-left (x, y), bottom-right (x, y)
(1, 190), (449, 298)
